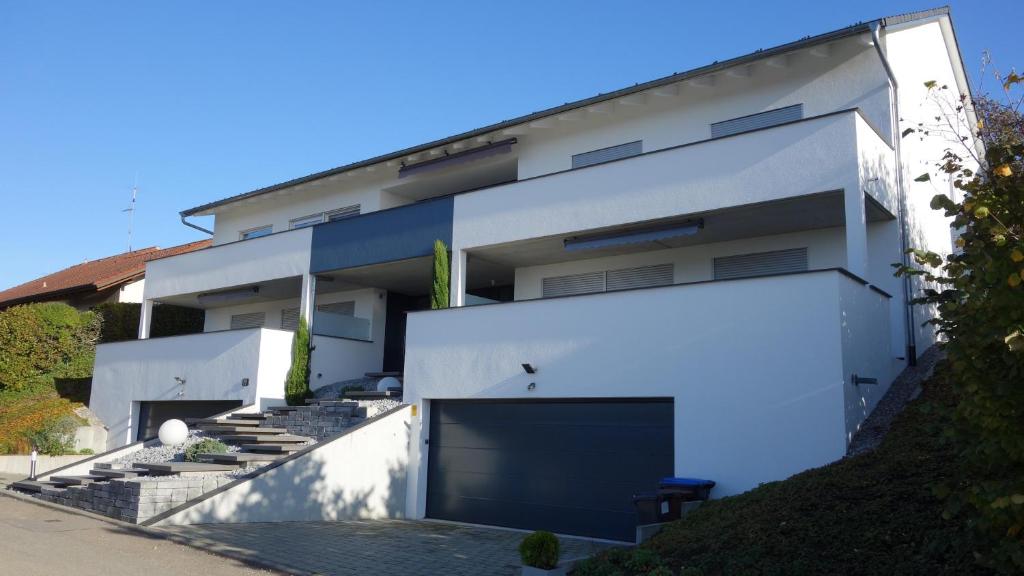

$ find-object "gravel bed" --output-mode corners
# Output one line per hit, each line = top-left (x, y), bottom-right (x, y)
(847, 345), (944, 457)
(108, 431), (240, 467)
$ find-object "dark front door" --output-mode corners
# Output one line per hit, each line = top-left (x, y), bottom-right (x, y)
(136, 400), (242, 441)
(382, 292), (430, 372)
(426, 398), (674, 541)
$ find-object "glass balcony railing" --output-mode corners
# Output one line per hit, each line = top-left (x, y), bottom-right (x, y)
(312, 311), (372, 341)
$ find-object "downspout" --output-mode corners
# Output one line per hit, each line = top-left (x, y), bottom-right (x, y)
(180, 214), (214, 236)
(871, 21), (917, 366)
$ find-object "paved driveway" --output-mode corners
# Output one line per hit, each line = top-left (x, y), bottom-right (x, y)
(0, 495), (274, 575)
(159, 519), (618, 576)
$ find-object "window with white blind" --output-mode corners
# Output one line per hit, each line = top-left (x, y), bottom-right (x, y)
(710, 104), (804, 139)
(230, 312), (266, 330)
(316, 301), (356, 316)
(239, 225), (272, 240)
(572, 141), (643, 169)
(326, 204), (361, 221)
(280, 307), (299, 330)
(542, 263), (674, 298)
(289, 214), (323, 229)
(713, 248), (808, 280)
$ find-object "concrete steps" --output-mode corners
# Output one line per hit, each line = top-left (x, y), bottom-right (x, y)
(240, 443), (304, 453)
(203, 426), (290, 435)
(50, 475), (107, 486)
(195, 418), (262, 427)
(90, 467), (151, 479)
(11, 479), (61, 493)
(218, 433), (313, 444)
(135, 462), (236, 475)
(198, 452), (282, 464)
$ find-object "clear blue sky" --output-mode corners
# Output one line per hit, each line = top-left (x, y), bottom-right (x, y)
(1, 1), (1020, 287)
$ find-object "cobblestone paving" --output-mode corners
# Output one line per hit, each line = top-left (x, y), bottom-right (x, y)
(159, 519), (618, 576)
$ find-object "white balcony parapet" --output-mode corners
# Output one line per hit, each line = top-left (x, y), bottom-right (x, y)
(144, 227), (313, 301)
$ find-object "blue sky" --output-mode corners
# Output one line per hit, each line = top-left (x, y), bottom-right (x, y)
(1, 1), (1021, 287)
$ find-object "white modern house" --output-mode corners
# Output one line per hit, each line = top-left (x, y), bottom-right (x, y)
(88, 7), (973, 541)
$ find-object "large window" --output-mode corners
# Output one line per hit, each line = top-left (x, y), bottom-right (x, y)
(239, 225), (272, 240)
(572, 141), (643, 169)
(289, 204), (362, 230)
(230, 312), (266, 330)
(542, 263), (674, 298)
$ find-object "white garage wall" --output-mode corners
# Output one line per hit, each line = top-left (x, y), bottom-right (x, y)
(90, 328), (292, 449)
(403, 270), (888, 518)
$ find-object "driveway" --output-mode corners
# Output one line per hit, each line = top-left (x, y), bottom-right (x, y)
(0, 495), (275, 575)
(158, 518), (617, 576)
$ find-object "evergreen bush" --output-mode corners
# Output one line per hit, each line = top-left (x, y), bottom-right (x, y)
(519, 530), (559, 569)
(285, 315), (311, 406)
(431, 239), (450, 310)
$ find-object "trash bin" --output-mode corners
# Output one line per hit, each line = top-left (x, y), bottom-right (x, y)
(632, 492), (661, 524)
(657, 477), (716, 520)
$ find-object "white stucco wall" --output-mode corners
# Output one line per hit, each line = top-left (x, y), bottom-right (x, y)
(114, 278), (146, 304)
(452, 111), (862, 253)
(885, 19), (966, 355)
(155, 406), (411, 525)
(403, 270), (896, 517)
(144, 227), (311, 301)
(90, 328), (292, 449)
(513, 227), (847, 300)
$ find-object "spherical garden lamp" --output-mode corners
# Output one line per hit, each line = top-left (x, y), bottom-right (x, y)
(158, 419), (189, 446)
(377, 376), (402, 392)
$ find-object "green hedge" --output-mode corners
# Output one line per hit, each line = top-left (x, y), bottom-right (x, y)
(93, 302), (204, 343)
(0, 302), (100, 392)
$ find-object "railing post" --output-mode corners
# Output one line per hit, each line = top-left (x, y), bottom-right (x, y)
(299, 273), (316, 330)
(450, 249), (467, 308)
(844, 186), (869, 278)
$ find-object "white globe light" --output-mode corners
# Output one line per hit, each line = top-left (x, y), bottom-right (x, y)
(377, 376), (402, 392)
(158, 419), (189, 446)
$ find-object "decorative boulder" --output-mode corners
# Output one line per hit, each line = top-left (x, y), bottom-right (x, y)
(377, 376), (402, 392)
(158, 419), (189, 446)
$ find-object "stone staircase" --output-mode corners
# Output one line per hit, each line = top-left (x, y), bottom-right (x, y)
(9, 399), (371, 523)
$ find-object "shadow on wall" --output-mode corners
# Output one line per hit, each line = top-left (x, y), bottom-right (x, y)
(155, 407), (411, 525)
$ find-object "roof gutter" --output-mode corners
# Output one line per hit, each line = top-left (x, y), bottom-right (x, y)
(180, 214), (213, 236)
(870, 20), (917, 366)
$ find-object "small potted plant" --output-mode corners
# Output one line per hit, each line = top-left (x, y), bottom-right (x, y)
(519, 530), (562, 575)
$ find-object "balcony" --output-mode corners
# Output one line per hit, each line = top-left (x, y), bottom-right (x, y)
(403, 268), (900, 497)
(144, 226), (313, 303)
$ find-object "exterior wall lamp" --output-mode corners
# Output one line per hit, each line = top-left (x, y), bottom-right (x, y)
(852, 374), (878, 385)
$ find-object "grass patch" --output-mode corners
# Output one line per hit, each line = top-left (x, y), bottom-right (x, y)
(574, 366), (993, 576)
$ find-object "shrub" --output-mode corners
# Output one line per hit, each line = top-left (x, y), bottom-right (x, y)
(25, 415), (80, 455)
(430, 239), (450, 310)
(285, 315), (311, 406)
(93, 302), (204, 343)
(897, 87), (1024, 572)
(78, 448), (94, 455)
(519, 530), (559, 569)
(184, 438), (228, 462)
(0, 302), (100, 392)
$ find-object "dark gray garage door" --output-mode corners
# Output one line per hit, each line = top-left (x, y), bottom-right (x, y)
(136, 400), (243, 441)
(426, 399), (673, 541)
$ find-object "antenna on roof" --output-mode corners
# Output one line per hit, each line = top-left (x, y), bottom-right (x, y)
(123, 173), (138, 252)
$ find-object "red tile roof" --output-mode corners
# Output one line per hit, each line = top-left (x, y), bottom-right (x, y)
(0, 240), (212, 307)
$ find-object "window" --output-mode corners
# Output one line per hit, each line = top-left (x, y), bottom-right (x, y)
(230, 312), (266, 330)
(713, 248), (808, 280)
(316, 301), (356, 316)
(239, 226), (272, 240)
(326, 204), (361, 221)
(289, 214), (323, 230)
(710, 104), (804, 139)
(572, 141), (643, 169)
(542, 264), (674, 298)
(280, 308), (299, 331)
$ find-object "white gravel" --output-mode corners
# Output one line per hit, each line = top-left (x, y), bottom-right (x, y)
(109, 431), (240, 467)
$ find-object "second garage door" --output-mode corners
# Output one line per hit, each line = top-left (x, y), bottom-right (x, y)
(426, 399), (673, 541)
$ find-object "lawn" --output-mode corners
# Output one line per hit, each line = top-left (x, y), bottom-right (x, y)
(573, 365), (993, 576)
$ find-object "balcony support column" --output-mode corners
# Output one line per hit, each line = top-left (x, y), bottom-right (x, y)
(138, 299), (153, 340)
(299, 273), (316, 331)
(450, 249), (467, 308)
(844, 186), (869, 278)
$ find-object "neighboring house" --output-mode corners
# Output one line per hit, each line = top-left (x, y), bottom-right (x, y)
(90, 8), (974, 541)
(0, 241), (211, 311)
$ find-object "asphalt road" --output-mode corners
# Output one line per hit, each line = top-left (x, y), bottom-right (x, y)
(0, 495), (278, 576)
